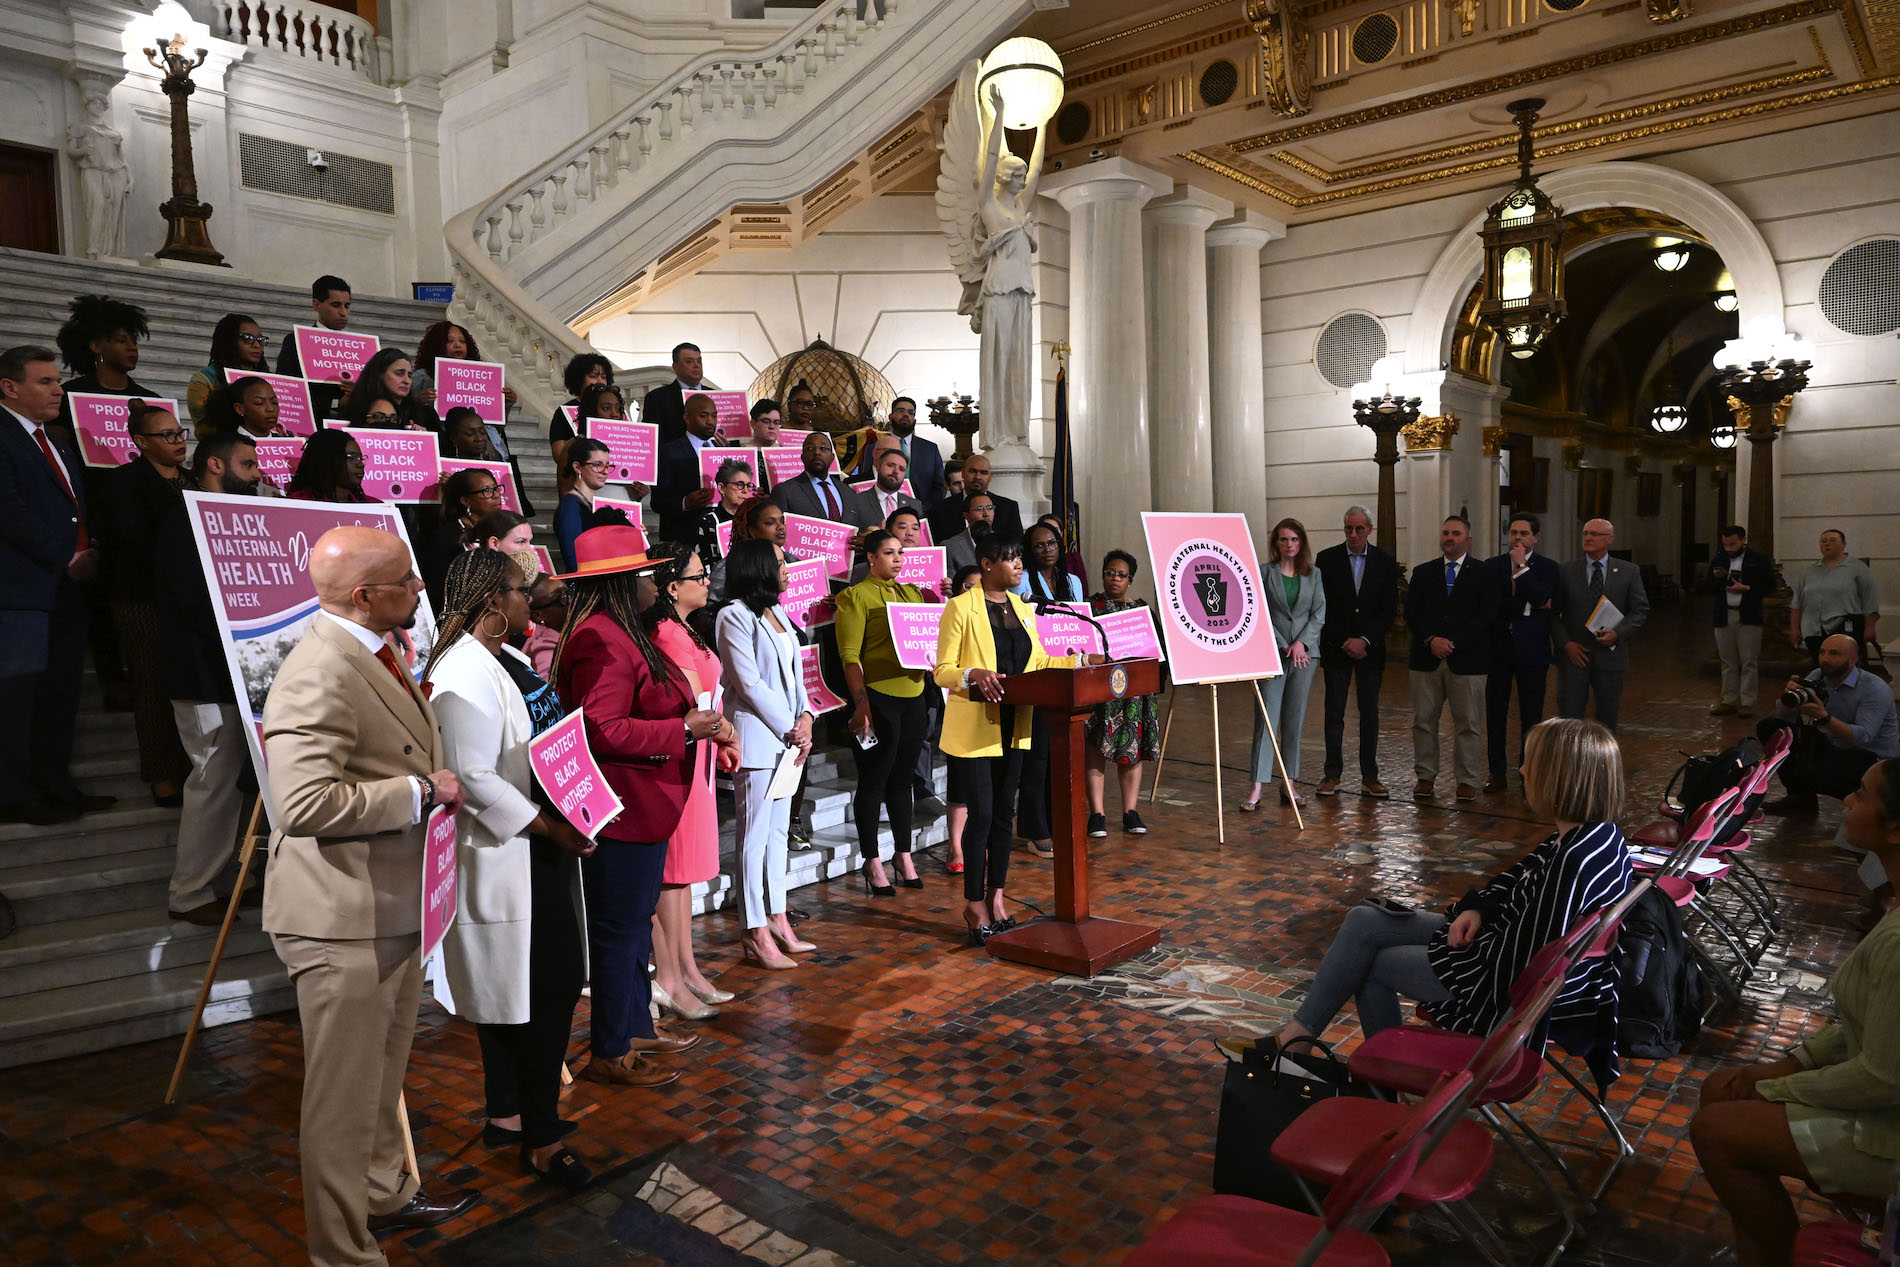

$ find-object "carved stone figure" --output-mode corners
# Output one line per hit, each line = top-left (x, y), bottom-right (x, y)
(68, 79), (132, 261)
(935, 62), (1048, 451)
(1246, 0), (1312, 118)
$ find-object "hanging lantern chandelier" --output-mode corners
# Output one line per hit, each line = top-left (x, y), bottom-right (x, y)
(1476, 98), (1567, 360)
(1648, 329), (1688, 434)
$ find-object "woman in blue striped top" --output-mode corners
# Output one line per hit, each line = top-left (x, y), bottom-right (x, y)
(1272, 717), (1631, 1045)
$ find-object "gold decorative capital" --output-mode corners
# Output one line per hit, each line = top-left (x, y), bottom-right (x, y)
(1245, 0), (1313, 118)
(1448, 0), (1482, 37)
(1725, 394), (1794, 435)
(1561, 438), (1585, 471)
(1403, 413), (1460, 452)
(1480, 425), (1505, 457)
(1647, 0), (1691, 22)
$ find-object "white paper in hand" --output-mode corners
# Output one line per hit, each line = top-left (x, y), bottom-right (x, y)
(1585, 596), (1623, 636)
(765, 743), (804, 801)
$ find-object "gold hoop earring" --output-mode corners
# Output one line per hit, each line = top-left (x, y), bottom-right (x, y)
(477, 609), (508, 639)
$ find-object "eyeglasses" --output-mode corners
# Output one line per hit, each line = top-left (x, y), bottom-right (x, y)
(137, 429), (188, 443)
(1103, 570), (1132, 580)
(581, 460), (612, 472)
(675, 571), (710, 585)
(470, 484), (504, 499)
(722, 480), (755, 492)
(364, 411), (399, 426)
(361, 570), (418, 589)
(345, 452), (366, 466)
(237, 333), (270, 346)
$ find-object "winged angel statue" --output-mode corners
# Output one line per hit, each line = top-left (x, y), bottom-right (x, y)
(936, 61), (1047, 449)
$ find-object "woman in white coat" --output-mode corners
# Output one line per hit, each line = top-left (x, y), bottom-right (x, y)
(422, 549), (598, 1190)
(715, 539), (815, 969)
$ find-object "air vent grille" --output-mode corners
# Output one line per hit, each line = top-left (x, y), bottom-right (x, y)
(237, 133), (395, 215)
(1818, 238), (1900, 337)
(1055, 102), (1092, 146)
(1316, 312), (1388, 389)
(1352, 13), (1400, 64)
(1199, 60), (1239, 106)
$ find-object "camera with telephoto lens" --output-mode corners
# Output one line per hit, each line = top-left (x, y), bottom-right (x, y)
(1781, 680), (1829, 711)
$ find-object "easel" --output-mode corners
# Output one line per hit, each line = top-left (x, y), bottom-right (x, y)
(1149, 677), (1304, 840)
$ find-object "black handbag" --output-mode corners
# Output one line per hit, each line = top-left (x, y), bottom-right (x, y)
(1212, 1036), (1368, 1207)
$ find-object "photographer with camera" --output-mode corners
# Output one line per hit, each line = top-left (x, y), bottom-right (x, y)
(1758, 634), (1899, 815)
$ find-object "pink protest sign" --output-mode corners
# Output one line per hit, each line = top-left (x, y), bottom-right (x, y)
(561, 404), (579, 428)
(594, 497), (648, 546)
(433, 358), (507, 424)
(1097, 604), (1164, 662)
(800, 644), (845, 714)
(421, 806), (458, 960)
(916, 518), (934, 547)
(1036, 601), (1103, 657)
(784, 513), (855, 578)
(849, 477), (916, 498)
(757, 446), (805, 486)
(222, 368), (317, 437)
(532, 544), (555, 577)
(181, 494), (437, 830)
(715, 518), (733, 559)
(586, 419), (659, 485)
(884, 602), (944, 671)
(702, 391), (750, 439)
(435, 457), (520, 512)
(529, 707), (625, 838)
(354, 430), (440, 503)
(896, 545), (947, 588)
(1141, 511), (1280, 685)
(293, 326), (378, 384)
(253, 436), (304, 492)
(780, 558), (834, 630)
(701, 445), (760, 492)
(68, 393), (179, 468)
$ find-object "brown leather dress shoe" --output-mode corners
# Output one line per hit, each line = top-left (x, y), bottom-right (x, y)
(625, 1026), (699, 1055)
(1316, 778), (1340, 797)
(1709, 702), (1735, 716)
(1482, 777), (1506, 795)
(367, 1187), (479, 1236)
(1455, 784), (1480, 801)
(1361, 780), (1389, 799)
(1412, 779), (1434, 799)
(167, 901), (224, 926)
(586, 1051), (681, 1088)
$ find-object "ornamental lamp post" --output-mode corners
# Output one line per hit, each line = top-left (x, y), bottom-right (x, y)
(1475, 99), (1565, 361)
(1351, 384), (1422, 557)
(143, 33), (227, 267)
(1715, 323), (1810, 560)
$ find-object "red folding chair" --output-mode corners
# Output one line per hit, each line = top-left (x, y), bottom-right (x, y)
(1634, 786), (1756, 1002)
(1125, 1071), (1481, 1267)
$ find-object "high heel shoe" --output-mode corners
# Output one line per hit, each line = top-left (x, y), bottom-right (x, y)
(770, 922), (817, 954)
(651, 982), (719, 1021)
(687, 981), (736, 1005)
(860, 862), (895, 897)
(742, 935), (799, 970)
(896, 865), (924, 889)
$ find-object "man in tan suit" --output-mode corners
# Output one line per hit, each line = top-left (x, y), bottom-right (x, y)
(261, 526), (473, 1267)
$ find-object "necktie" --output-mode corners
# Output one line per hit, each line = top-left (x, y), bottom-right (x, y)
(1445, 559), (1458, 595)
(881, 490), (896, 519)
(820, 477), (840, 520)
(1589, 560), (1604, 602)
(375, 644), (421, 709)
(33, 426), (87, 552)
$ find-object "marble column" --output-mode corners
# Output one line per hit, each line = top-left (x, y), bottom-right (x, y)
(1142, 186), (1231, 513)
(1401, 414), (1460, 565)
(1043, 158), (1172, 599)
(1206, 210), (1284, 561)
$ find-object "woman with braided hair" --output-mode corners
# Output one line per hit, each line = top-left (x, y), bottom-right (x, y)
(553, 527), (739, 1089)
(423, 548), (598, 1189)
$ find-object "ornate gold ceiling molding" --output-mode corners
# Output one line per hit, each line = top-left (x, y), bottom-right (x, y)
(1267, 62), (1834, 185)
(1057, 1), (1233, 60)
(1187, 70), (1900, 207)
(1065, 24), (1254, 89)
(1868, 0), (1900, 66)
(1228, 0), (1868, 152)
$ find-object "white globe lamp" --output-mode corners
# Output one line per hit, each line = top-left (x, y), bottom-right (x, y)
(979, 38), (1065, 131)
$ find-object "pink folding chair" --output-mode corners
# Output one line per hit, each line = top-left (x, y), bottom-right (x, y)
(1634, 786), (1758, 1001)
(1125, 1071), (1481, 1267)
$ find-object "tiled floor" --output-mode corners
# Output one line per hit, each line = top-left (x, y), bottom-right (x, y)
(0, 600), (1876, 1265)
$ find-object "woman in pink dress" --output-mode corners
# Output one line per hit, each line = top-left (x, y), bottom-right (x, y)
(645, 545), (734, 1021)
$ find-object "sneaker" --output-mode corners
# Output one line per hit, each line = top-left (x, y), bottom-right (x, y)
(1455, 784), (1480, 801)
(1361, 780), (1389, 799)
(1317, 778), (1340, 797)
(1086, 812), (1108, 838)
(1413, 779), (1434, 799)
(1122, 811), (1147, 835)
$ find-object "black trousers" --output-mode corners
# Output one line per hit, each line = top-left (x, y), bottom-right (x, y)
(1485, 659), (1548, 779)
(1761, 720), (1880, 802)
(952, 730), (1024, 902)
(852, 688), (929, 862)
(1016, 709), (1052, 840)
(476, 840), (585, 1147)
(579, 837), (666, 1059)
(0, 580), (86, 810)
(914, 684), (942, 796)
(1321, 651), (1385, 780)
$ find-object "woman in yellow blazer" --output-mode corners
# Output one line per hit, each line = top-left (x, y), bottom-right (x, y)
(934, 530), (1100, 944)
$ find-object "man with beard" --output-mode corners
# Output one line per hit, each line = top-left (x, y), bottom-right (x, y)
(261, 525), (474, 1266)
(926, 451), (1021, 547)
(770, 428), (853, 523)
(154, 431), (263, 923)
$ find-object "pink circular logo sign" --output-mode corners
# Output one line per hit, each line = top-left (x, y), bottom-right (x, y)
(1162, 541), (1259, 651)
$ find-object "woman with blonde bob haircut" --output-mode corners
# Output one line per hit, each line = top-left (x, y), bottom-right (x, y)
(1256, 717), (1632, 1047)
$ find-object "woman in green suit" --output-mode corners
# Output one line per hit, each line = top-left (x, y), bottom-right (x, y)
(1246, 517), (1326, 811)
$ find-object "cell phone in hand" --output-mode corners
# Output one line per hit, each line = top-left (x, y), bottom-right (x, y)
(1361, 895), (1413, 916)
(854, 726), (879, 750)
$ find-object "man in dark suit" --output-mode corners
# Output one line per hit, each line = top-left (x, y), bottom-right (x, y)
(275, 274), (354, 420)
(0, 345), (114, 825)
(846, 441), (924, 532)
(771, 430), (854, 522)
(639, 342), (706, 447)
(853, 397), (946, 508)
(1405, 514), (1497, 801)
(1708, 523), (1777, 718)
(1484, 513), (1559, 793)
(1551, 518), (1650, 733)
(926, 451), (1021, 546)
(653, 392), (722, 544)
(1314, 506), (1396, 800)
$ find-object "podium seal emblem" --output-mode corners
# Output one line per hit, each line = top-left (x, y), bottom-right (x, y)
(1109, 664), (1128, 698)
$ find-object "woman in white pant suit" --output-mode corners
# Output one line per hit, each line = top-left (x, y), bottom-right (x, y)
(1246, 517), (1327, 810)
(715, 539), (816, 969)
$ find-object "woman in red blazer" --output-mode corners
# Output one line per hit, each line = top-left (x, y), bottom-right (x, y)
(553, 527), (738, 1090)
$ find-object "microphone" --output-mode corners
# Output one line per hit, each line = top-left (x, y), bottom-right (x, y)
(1024, 594), (1116, 660)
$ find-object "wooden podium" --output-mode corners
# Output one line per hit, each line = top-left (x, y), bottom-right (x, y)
(982, 660), (1165, 976)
